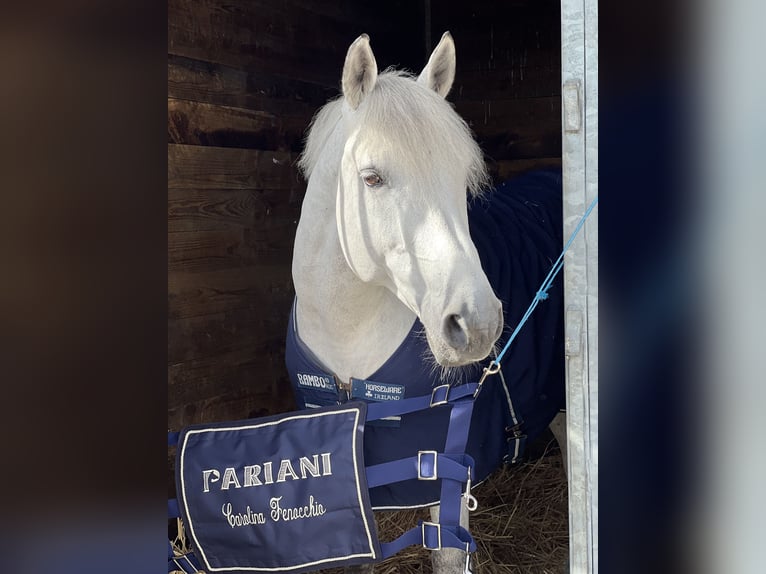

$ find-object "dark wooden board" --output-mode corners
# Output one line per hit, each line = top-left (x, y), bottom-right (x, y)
(453, 65), (561, 101)
(168, 187), (300, 233)
(490, 157), (563, 182)
(168, 224), (297, 274)
(168, 343), (291, 406)
(168, 305), (291, 364)
(456, 97), (561, 161)
(168, 54), (333, 119)
(278, 0), (380, 24)
(169, 99), (278, 148)
(169, 266), (294, 320)
(456, 95), (560, 125)
(168, 144), (301, 191)
(168, 0), (366, 86)
(168, 379), (296, 431)
(429, 0), (560, 40)
(451, 40), (558, 74)
(477, 129), (561, 162)
(168, 98), (309, 152)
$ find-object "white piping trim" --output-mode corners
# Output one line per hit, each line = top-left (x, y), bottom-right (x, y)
(179, 408), (377, 572)
(374, 501), (438, 511)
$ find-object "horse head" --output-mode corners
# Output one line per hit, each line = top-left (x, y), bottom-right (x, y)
(330, 33), (503, 367)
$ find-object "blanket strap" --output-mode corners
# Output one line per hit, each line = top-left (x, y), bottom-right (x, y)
(167, 548), (201, 574)
(366, 390), (478, 556)
(366, 452), (474, 488)
(381, 522), (476, 555)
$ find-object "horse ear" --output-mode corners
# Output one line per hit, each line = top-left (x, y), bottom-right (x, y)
(418, 31), (456, 98)
(342, 34), (378, 110)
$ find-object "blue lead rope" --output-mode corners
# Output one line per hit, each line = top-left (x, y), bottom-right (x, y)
(482, 195), (598, 382)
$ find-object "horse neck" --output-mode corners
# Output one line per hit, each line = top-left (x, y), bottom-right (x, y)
(292, 140), (416, 385)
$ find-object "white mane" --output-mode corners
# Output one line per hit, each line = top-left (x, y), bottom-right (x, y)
(298, 70), (488, 198)
(297, 97), (343, 179)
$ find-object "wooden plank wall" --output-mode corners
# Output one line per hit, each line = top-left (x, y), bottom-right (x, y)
(434, 0), (562, 182)
(168, 0), (423, 434)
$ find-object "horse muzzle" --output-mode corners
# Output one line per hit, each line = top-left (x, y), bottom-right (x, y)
(429, 299), (504, 366)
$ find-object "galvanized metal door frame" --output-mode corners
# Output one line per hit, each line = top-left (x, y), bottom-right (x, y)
(561, 0), (598, 572)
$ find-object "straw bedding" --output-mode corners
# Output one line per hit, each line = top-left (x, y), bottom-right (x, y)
(324, 438), (569, 574)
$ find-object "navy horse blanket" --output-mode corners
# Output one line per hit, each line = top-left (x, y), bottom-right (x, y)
(286, 168), (565, 509)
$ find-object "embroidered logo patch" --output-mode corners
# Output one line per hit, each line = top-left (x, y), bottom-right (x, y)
(350, 379), (405, 402)
(296, 372), (337, 392)
(350, 379), (404, 427)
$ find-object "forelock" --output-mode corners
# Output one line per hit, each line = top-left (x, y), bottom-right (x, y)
(299, 69), (488, 198)
(355, 70), (489, 197)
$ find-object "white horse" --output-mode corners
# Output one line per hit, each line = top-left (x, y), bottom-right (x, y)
(291, 33), (565, 573)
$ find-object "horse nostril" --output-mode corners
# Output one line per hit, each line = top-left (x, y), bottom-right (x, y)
(442, 314), (469, 350)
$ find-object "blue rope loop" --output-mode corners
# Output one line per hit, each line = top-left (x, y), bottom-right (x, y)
(491, 196), (598, 369)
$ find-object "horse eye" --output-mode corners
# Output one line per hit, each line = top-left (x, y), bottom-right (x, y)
(362, 173), (383, 187)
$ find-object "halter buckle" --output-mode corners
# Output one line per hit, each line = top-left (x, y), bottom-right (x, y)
(421, 521), (442, 550)
(430, 384), (450, 407)
(417, 450), (438, 480)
